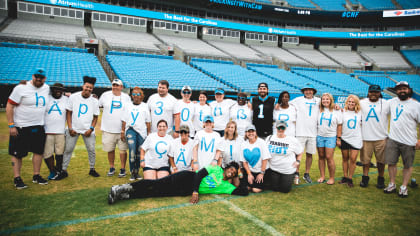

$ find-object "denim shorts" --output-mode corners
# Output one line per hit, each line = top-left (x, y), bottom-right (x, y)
(316, 135), (336, 148)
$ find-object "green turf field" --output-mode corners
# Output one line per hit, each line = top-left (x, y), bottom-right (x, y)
(0, 112), (419, 235)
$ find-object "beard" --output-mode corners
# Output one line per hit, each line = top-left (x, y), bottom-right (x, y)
(397, 92), (409, 100)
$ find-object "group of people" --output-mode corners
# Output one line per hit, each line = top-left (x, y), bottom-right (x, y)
(7, 68), (420, 205)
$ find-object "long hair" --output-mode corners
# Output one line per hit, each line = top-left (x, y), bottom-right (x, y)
(278, 91), (290, 106)
(344, 94), (360, 113)
(224, 120), (238, 140)
(319, 93), (334, 112)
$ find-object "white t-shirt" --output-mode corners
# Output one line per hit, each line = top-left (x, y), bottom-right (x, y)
(210, 99), (235, 131)
(194, 130), (223, 168)
(341, 110), (363, 149)
(240, 138), (271, 173)
(99, 91), (131, 133)
(290, 96), (320, 137)
(388, 97), (420, 146)
(147, 93), (177, 133)
(317, 109), (343, 137)
(193, 103), (211, 132)
(141, 132), (173, 169)
(221, 136), (244, 168)
(174, 100), (196, 137)
(230, 104), (253, 136)
(360, 98), (390, 141)
(169, 137), (194, 171)
(121, 102), (151, 139)
(44, 95), (68, 134)
(66, 91), (99, 134)
(272, 105), (297, 137)
(266, 135), (303, 175)
(8, 81), (50, 127)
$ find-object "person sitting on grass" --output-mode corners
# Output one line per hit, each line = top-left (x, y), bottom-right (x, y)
(108, 162), (248, 204)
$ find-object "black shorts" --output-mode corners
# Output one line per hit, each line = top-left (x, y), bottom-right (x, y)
(340, 139), (360, 151)
(249, 172), (264, 190)
(143, 166), (171, 173)
(9, 125), (46, 158)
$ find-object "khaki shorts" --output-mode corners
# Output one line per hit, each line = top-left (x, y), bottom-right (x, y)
(102, 131), (128, 152)
(43, 134), (65, 158)
(385, 138), (415, 169)
(296, 136), (317, 155)
(360, 140), (386, 164)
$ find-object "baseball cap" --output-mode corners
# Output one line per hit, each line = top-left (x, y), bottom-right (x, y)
(368, 84), (381, 92)
(215, 88), (224, 94)
(245, 124), (256, 132)
(33, 68), (46, 77)
(395, 81), (410, 89)
(301, 83), (317, 94)
(203, 115), (214, 123)
(179, 125), (190, 133)
(112, 79), (123, 86)
(275, 120), (288, 129)
(50, 83), (65, 91)
(181, 85), (192, 92)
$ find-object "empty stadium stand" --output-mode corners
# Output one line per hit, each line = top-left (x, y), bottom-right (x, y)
(358, 46), (411, 70)
(400, 49), (420, 68)
(310, 0), (347, 10)
(319, 45), (367, 69)
(388, 74), (420, 93)
(285, 44), (340, 68)
(206, 40), (267, 62)
(285, 0), (316, 9)
(106, 52), (233, 91)
(0, 44), (109, 87)
(396, 0), (420, 9)
(250, 45), (311, 66)
(356, 0), (396, 10)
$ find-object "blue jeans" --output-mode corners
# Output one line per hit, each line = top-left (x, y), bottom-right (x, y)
(126, 128), (145, 173)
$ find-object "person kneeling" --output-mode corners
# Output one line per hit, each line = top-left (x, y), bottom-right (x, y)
(108, 162), (248, 204)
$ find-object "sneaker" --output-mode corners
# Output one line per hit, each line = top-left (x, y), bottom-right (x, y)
(360, 175), (369, 188)
(89, 169), (100, 177)
(294, 175), (300, 185)
(118, 169), (126, 178)
(384, 183), (396, 194)
(398, 186), (408, 198)
(135, 173), (142, 180)
(376, 176), (385, 189)
(47, 171), (56, 180)
(54, 170), (68, 180)
(32, 175), (48, 185)
(129, 172), (136, 181)
(347, 179), (354, 188)
(108, 184), (132, 205)
(14, 177), (28, 189)
(339, 177), (348, 184)
(303, 173), (312, 183)
(107, 167), (115, 177)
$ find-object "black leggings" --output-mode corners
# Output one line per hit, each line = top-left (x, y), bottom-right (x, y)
(264, 169), (294, 193)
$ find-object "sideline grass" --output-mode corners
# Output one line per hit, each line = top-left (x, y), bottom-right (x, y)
(0, 112), (419, 235)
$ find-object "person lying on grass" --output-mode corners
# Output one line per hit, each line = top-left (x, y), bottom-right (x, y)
(108, 162), (248, 204)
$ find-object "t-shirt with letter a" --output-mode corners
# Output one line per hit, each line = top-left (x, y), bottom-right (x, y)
(44, 95), (68, 134)
(360, 98), (389, 141)
(66, 91), (99, 134)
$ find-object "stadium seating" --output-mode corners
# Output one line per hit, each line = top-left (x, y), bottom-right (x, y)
(0, 45), (109, 87)
(356, 0), (396, 9)
(311, 0), (347, 10)
(358, 76), (396, 90)
(250, 45), (311, 66)
(155, 34), (230, 58)
(285, 0), (316, 8)
(286, 45), (341, 68)
(0, 19), (87, 44)
(319, 46), (366, 69)
(395, 0), (420, 9)
(401, 49), (420, 68)
(190, 59), (298, 93)
(206, 40), (266, 61)
(93, 28), (161, 52)
(359, 47), (411, 69)
(388, 74), (420, 93)
(106, 53), (233, 91)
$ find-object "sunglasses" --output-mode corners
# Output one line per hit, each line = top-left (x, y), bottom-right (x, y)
(34, 75), (45, 79)
(238, 96), (247, 100)
(132, 93), (142, 96)
(180, 130), (189, 134)
(277, 126), (286, 130)
(182, 90), (192, 94)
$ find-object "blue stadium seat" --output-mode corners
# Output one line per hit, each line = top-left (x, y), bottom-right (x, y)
(401, 50), (420, 68)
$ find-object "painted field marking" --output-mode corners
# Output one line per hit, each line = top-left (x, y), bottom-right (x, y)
(214, 195), (284, 236)
(1, 164), (419, 235)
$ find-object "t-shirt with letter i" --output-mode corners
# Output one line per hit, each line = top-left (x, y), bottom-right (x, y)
(174, 100), (196, 137)
(147, 93), (177, 133)
(360, 98), (390, 141)
(290, 96), (320, 138)
(44, 95), (68, 134)
(66, 91), (99, 134)
(99, 91), (131, 134)
(8, 81), (50, 127)
(388, 97), (420, 146)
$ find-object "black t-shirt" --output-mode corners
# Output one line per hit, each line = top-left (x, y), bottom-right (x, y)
(251, 96), (276, 138)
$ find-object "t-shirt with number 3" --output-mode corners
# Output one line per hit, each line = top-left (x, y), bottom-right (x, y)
(147, 93), (177, 133)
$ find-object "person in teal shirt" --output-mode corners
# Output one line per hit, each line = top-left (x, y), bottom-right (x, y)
(108, 162), (248, 204)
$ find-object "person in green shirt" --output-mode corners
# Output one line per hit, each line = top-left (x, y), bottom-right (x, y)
(108, 162), (248, 204)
